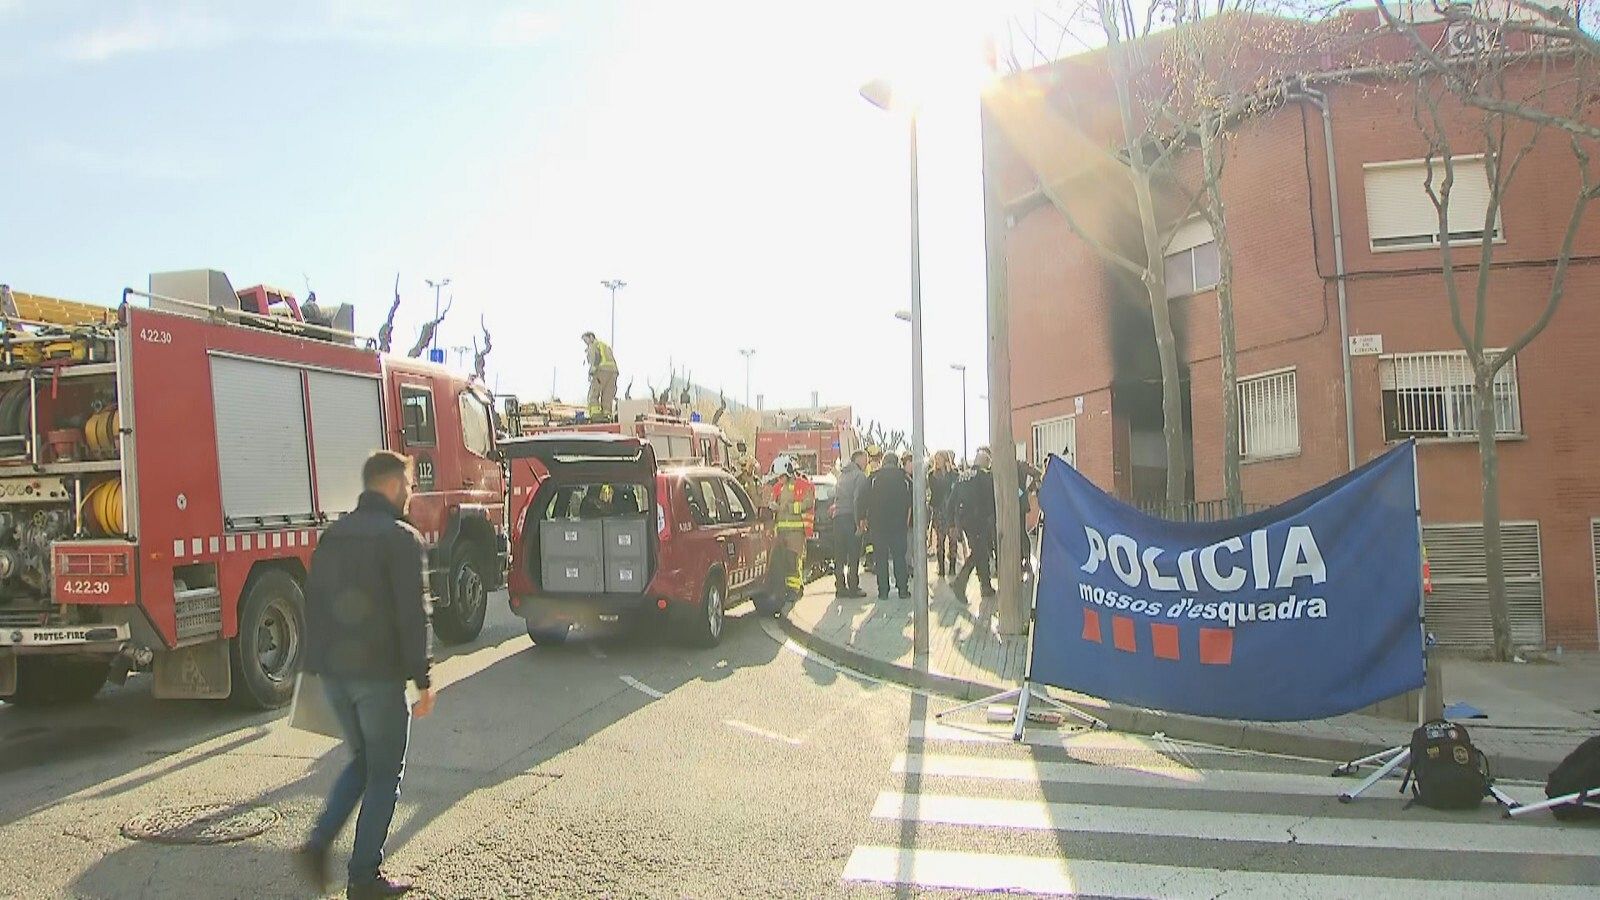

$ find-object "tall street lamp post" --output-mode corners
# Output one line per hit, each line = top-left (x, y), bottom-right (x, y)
(600, 279), (627, 348)
(951, 363), (969, 465)
(425, 277), (451, 352)
(868, 71), (927, 662)
(739, 348), (756, 408)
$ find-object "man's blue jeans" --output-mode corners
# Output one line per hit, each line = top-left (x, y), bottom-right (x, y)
(307, 677), (411, 884)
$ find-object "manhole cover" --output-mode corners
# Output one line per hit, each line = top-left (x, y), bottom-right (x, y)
(121, 803), (279, 845)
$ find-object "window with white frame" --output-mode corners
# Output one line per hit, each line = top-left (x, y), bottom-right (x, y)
(1238, 369), (1300, 460)
(1163, 217), (1220, 299)
(1381, 350), (1521, 440)
(1032, 415), (1077, 469)
(1363, 156), (1502, 251)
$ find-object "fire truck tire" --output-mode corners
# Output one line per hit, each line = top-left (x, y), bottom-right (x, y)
(2, 656), (108, 707)
(229, 570), (305, 709)
(433, 545), (489, 645)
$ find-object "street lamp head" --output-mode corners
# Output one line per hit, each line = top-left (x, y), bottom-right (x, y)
(859, 78), (894, 111)
(951, 363), (966, 372)
(894, 310), (912, 322)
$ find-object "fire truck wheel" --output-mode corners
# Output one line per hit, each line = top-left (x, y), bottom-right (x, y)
(230, 569), (305, 709)
(434, 545), (489, 645)
(3, 656), (108, 707)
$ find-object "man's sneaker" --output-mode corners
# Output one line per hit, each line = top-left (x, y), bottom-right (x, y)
(294, 844), (330, 893)
(846, 588), (869, 598)
(348, 874), (414, 899)
(897, 590), (911, 600)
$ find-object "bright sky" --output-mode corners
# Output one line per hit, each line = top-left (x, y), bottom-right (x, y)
(1, 0), (1018, 455)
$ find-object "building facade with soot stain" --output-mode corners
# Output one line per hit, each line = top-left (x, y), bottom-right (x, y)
(992, 34), (1600, 652)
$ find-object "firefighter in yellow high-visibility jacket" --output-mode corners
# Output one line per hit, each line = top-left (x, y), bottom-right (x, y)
(767, 456), (815, 596)
(582, 331), (619, 421)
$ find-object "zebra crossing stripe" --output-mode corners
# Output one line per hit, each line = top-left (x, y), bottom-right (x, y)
(868, 791), (1597, 856)
(842, 846), (1599, 898)
(891, 753), (1548, 803)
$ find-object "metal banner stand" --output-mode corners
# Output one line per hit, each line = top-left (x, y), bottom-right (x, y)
(936, 511), (1108, 742)
(1503, 790), (1600, 819)
(1333, 446), (1518, 810)
(1335, 448), (1427, 803)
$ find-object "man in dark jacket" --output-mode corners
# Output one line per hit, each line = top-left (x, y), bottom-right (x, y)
(833, 450), (870, 597)
(298, 451), (434, 899)
(865, 451), (913, 600)
(950, 447), (997, 600)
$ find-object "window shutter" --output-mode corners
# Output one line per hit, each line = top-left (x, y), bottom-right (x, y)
(1166, 217), (1214, 254)
(1364, 158), (1497, 248)
(1365, 164), (1442, 244)
(1442, 159), (1494, 237)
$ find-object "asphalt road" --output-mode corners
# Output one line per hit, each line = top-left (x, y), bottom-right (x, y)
(1, 595), (1595, 899)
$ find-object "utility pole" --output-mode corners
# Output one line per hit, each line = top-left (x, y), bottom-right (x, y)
(600, 279), (626, 348)
(981, 101), (1025, 637)
(951, 363), (969, 465)
(739, 348), (755, 408)
(425, 277), (451, 352)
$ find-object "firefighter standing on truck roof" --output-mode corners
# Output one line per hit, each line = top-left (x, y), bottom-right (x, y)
(768, 456), (815, 596)
(582, 331), (619, 421)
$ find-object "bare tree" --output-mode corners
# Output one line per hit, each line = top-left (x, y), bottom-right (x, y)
(471, 314), (492, 383)
(377, 274), (402, 353)
(1376, 1), (1600, 659)
(407, 293), (452, 359)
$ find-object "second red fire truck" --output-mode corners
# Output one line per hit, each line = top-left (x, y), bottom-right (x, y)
(0, 271), (505, 709)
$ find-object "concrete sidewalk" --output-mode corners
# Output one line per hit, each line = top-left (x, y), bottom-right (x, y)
(780, 575), (1600, 782)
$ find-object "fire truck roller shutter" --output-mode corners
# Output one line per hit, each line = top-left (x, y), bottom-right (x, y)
(209, 356), (315, 525)
(306, 371), (383, 519)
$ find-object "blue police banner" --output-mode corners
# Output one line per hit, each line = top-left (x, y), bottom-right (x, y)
(1032, 442), (1423, 722)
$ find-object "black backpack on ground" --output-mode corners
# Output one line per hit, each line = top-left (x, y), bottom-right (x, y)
(1401, 719), (1491, 810)
(1544, 735), (1600, 822)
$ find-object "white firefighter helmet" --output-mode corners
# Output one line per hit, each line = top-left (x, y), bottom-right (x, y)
(770, 454), (797, 477)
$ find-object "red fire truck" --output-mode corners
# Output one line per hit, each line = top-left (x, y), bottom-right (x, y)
(0, 271), (505, 709)
(510, 398), (732, 470)
(754, 413), (858, 478)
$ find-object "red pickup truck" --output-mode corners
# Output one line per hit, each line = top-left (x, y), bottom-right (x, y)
(504, 433), (780, 646)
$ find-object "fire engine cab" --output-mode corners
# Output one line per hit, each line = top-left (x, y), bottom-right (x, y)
(0, 271), (505, 709)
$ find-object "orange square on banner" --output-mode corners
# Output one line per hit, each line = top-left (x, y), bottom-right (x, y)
(1199, 628), (1234, 665)
(1150, 623), (1180, 660)
(1112, 616), (1137, 653)
(1082, 608), (1103, 643)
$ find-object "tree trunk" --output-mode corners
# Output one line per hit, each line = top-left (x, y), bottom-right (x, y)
(1200, 125), (1242, 513)
(1130, 173), (1189, 506)
(1476, 372), (1515, 661)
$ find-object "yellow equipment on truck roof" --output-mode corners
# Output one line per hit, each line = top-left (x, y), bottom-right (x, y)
(5, 289), (117, 327)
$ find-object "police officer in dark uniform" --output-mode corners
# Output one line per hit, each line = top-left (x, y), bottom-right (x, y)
(949, 446), (997, 600)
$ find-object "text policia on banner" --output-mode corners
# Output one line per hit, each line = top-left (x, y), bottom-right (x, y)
(1077, 525), (1329, 628)
(1030, 441), (1425, 723)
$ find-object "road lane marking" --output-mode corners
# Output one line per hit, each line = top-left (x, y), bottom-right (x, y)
(869, 791), (1594, 856)
(619, 675), (665, 699)
(724, 719), (803, 746)
(586, 643), (607, 660)
(841, 846), (1598, 898)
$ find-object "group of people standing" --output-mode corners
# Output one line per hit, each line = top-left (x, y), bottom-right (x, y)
(832, 445), (1040, 603)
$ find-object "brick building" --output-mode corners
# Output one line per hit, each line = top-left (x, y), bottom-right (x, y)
(992, 19), (1600, 650)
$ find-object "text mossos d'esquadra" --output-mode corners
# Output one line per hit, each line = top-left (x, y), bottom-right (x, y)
(1078, 525), (1329, 628)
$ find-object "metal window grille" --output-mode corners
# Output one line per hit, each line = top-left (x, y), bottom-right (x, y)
(1238, 369), (1299, 459)
(1032, 415), (1077, 469)
(1384, 351), (1520, 439)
